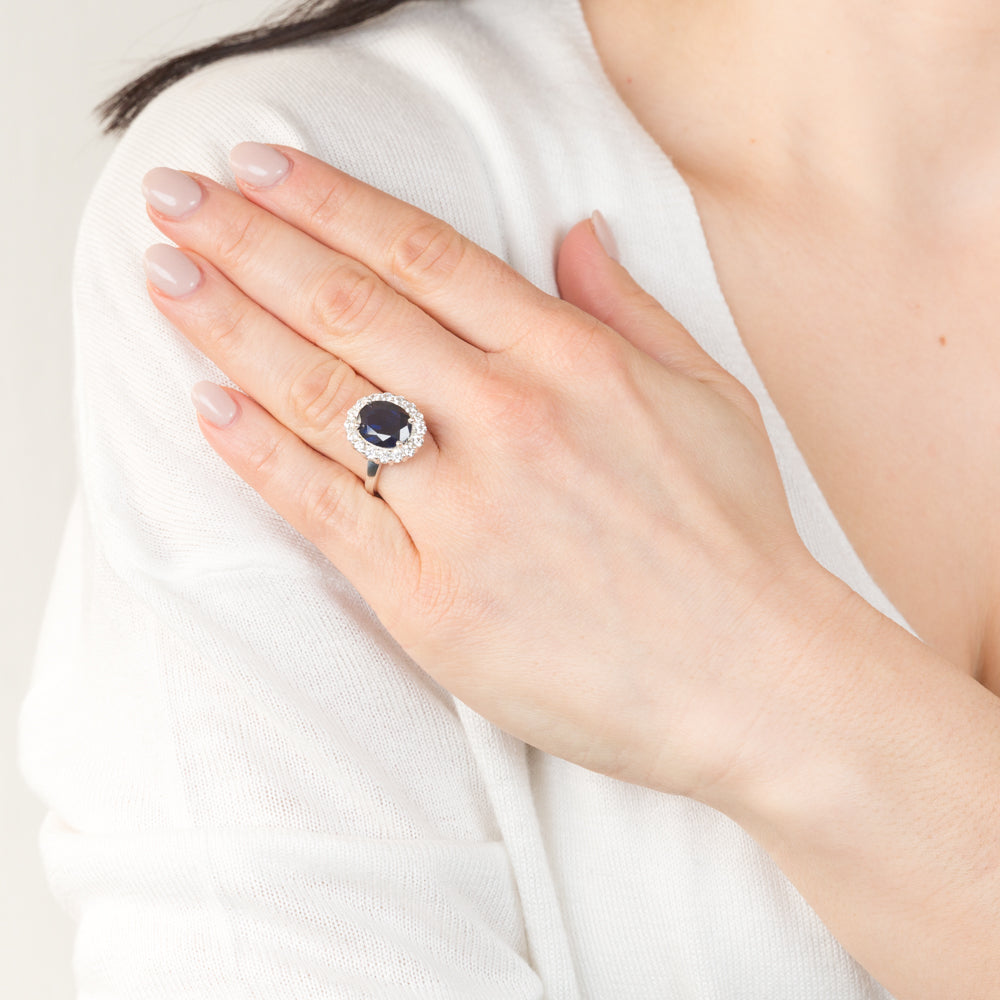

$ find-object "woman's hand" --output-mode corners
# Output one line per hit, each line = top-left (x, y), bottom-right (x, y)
(140, 142), (849, 811)
(139, 143), (1000, 1000)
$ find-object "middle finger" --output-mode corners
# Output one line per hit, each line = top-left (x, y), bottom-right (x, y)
(141, 167), (486, 409)
(143, 241), (429, 487)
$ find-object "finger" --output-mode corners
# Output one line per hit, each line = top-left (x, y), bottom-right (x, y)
(191, 382), (421, 620)
(556, 215), (737, 393)
(143, 243), (441, 500)
(141, 167), (486, 407)
(226, 143), (563, 354)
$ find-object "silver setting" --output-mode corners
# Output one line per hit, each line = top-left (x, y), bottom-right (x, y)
(344, 392), (426, 465)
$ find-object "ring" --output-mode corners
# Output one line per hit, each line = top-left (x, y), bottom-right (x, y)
(344, 392), (427, 497)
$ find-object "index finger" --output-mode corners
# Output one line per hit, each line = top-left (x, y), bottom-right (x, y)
(228, 142), (563, 353)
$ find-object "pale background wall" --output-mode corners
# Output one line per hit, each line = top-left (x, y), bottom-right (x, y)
(2, 1), (278, 994)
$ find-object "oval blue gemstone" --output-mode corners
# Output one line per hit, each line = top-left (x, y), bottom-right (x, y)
(358, 400), (412, 449)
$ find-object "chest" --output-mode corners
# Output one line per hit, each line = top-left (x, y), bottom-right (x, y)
(691, 193), (1000, 687)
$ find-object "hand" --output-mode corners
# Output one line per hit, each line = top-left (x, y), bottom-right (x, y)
(140, 143), (849, 810)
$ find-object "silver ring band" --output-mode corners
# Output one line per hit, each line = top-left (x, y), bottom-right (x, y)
(365, 460), (383, 497)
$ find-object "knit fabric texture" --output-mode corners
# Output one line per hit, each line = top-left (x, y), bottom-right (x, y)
(20, 0), (909, 995)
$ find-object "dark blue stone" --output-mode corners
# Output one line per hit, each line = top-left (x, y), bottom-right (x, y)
(359, 400), (411, 449)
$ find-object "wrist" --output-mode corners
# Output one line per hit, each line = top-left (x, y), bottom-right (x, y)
(687, 564), (911, 832)
(686, 573), (1000, 1000)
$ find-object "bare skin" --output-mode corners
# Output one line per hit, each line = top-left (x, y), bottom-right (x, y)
(137, 3), (1000, 991)
(580, 0), (1000, 689)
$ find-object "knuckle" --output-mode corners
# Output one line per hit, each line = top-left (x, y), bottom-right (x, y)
(311, 265), (385, 335)
(301, 468), (350, 529)
(287, 358), (355, 432)
(207, 298), (256, 351)
(557, 314), (620, 374)
(245, 435), (286, 484)
(500, 295), (570, 353)
(591, 336), (637, 393)
(388, 219), (467, 290)
(304, 173), (355, 231)
(577, 317), (624, 367)
(514, 305), (620, 380)
(216, 211), (268, 271)
(410, 562), (465, 635)
(479, 376), (563, 457)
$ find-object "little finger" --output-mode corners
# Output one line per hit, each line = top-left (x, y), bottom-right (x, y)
(190, 381), (421, 621)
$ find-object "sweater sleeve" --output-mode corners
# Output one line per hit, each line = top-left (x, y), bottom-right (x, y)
(19, 30), (550, 1000)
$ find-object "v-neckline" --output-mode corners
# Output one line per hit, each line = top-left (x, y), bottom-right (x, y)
(554, 0), (921, 642)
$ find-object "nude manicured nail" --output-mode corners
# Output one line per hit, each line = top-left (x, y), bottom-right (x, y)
(191, 381), (240, 428)
(142, 167), (203, 218)
(144, 244), (203, 297)
(591, 210), (620, 262)
(229, 142), (291, 187)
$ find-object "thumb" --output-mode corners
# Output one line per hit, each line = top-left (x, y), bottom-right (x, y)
(556, 213), (733, 391)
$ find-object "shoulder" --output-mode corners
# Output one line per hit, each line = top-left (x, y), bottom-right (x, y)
(90, 0), (542, 247)
(71, 0), (561, 575)
(84, 0), (599, 251)
(73, 0), (589, 377)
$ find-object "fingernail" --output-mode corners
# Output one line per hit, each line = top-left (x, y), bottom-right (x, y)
(191, 381), (240, 428)
(591, 210), (620, 263)
(229, 142), (291, 188)
(142, 167), (203, 219)
(144, 244), (203, 297)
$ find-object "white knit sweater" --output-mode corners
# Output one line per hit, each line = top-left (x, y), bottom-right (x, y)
(20, 0), (912, 996)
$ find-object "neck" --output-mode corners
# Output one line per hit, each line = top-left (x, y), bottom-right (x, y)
(582, 0), (1000, 225)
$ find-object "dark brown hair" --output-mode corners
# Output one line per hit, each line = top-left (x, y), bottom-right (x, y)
(96, 0), (432, 136)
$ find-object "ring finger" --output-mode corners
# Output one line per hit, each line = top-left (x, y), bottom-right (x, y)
(143, 242), (441, 499)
